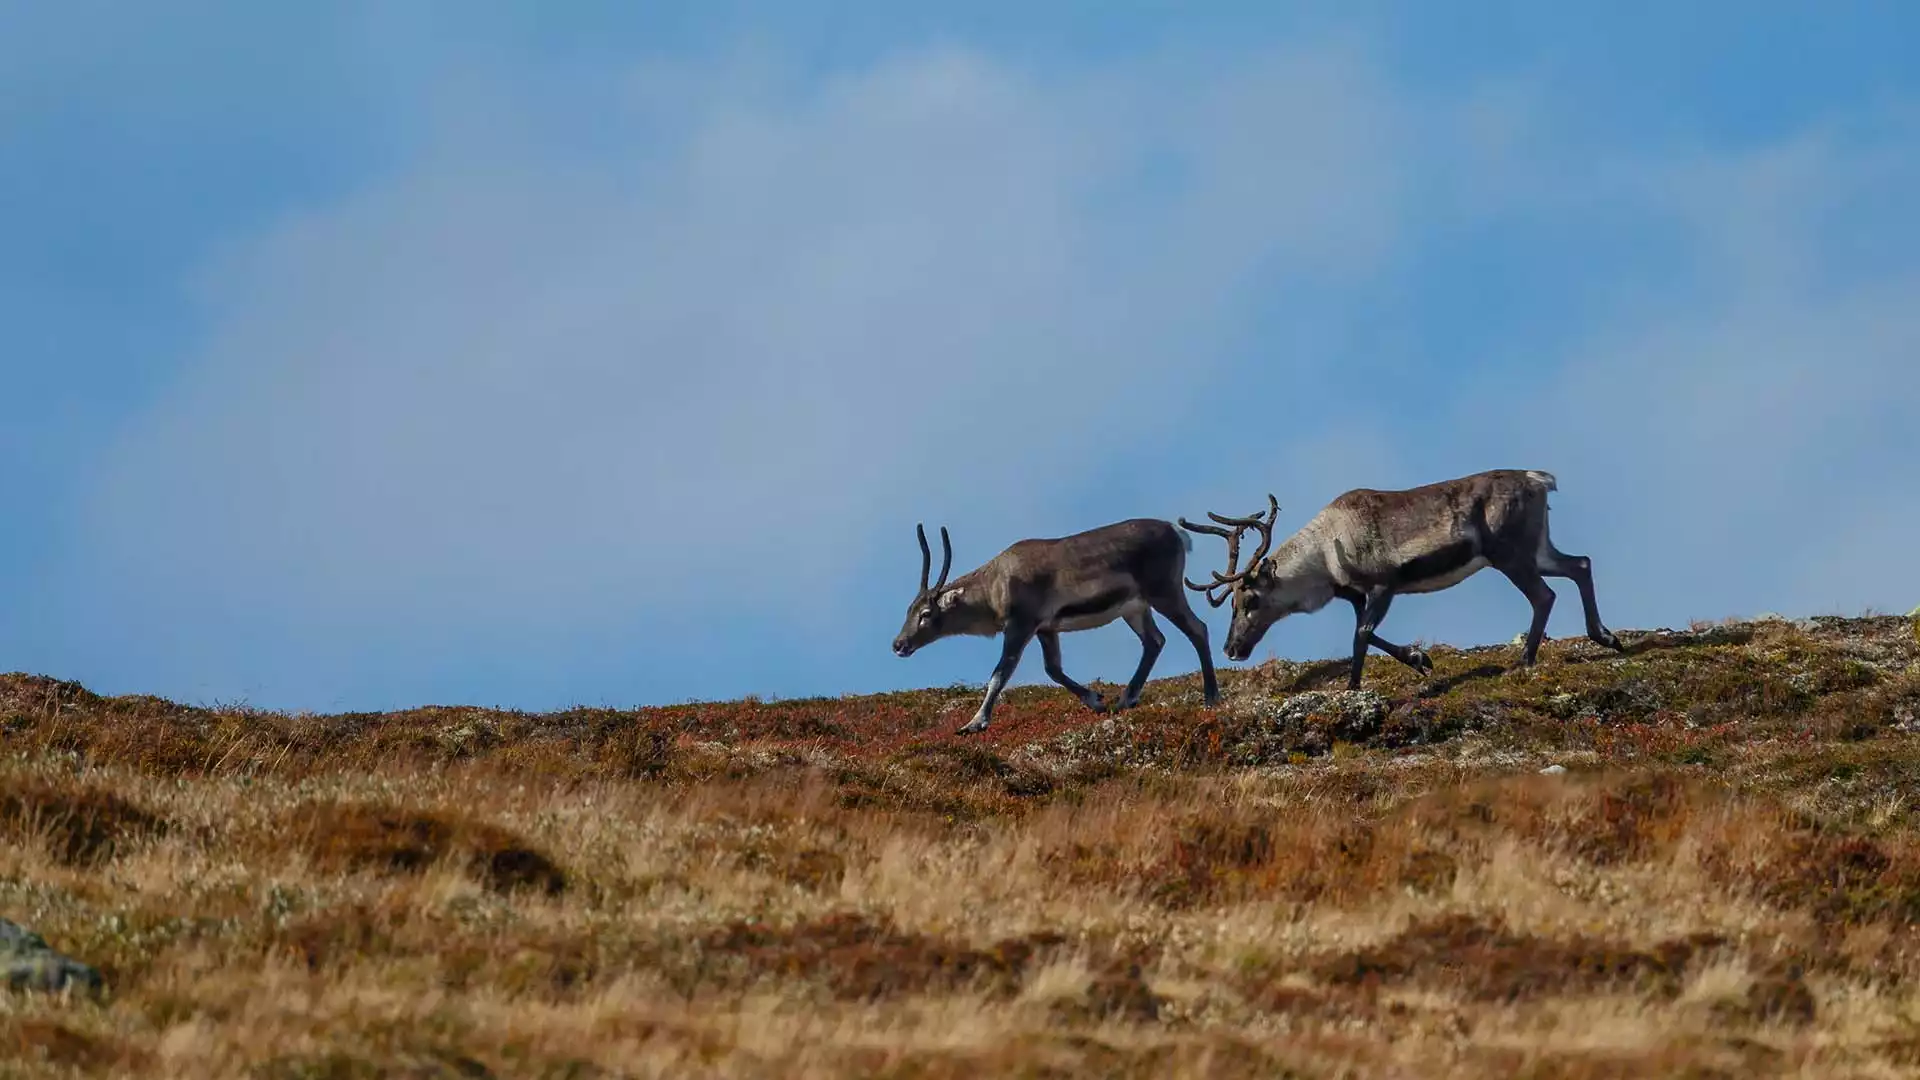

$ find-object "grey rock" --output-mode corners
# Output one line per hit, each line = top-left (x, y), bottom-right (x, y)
(1269, 689), (1389, 749)
(1, 918), (104, 997)
(1276, 688), (1387, 731)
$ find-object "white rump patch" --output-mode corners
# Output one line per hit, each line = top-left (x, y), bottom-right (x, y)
(1525, 470), (1558, 491)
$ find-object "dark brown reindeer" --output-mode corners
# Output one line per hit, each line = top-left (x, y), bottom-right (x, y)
(1180, 469), (1625, 689)
(892, 518), (1221, 735)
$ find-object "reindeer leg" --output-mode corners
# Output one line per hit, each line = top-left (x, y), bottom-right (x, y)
(1498, 563), (1557, 667)
(1038, 629), (1105, 712)
(1537, 549), (1623, 652)
(1368, 628), (1434, 676)
(1348, 589), (1398, 690)
(1116, 606), (1166, 711)
(1344, 590), (1427, 682)
(1345, 595), (1368, 687)
(958, 620), (1036, 735)
(1151, 592), (1219, 706)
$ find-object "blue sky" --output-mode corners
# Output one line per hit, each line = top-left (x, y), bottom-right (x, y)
(4, 2), (1918, 713)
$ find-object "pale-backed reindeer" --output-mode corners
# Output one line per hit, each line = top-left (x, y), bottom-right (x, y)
(1180, 469), (1625, 690)
(892, 518), (1221, 735)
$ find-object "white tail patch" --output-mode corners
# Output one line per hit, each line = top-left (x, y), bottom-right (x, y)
(1526, 470), (1558, 492)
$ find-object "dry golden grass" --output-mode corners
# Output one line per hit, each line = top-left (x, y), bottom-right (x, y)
(2, 615), (1919, 1077)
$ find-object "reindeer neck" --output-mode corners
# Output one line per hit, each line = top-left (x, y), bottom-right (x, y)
(1263, 525), (1327, 582)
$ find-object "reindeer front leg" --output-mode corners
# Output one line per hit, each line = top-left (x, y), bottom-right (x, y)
(1344, 592), (1432, 683)
(957, 619), (1036, 735)
(1347, 591), (1388, 689)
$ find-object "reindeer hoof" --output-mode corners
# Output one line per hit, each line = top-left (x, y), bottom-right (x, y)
(956, 715), (989, 735)
(1408, 649), (1434, 675)
(1083, 694), (1109, 713)
(1599, 631), (1624, 652)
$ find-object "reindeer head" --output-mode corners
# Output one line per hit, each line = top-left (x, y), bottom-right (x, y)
(892, 523), (959, 658)
(1179, 495), (1294, 662)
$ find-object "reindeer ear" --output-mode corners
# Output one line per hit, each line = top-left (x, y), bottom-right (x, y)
(936, 587), (965, 611)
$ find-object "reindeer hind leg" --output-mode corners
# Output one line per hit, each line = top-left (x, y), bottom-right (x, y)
(1117, 605), (1165, 710)
(1149, 590), (1219, 706)
(1038, 629), (1105, 712)
(1533, 532), (1623, 652)
(1497, 562), (1557, 666)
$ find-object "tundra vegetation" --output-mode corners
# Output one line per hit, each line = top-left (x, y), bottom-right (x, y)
(3, 613), (1920, 1078)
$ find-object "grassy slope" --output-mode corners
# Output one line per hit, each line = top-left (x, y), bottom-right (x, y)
(2, 615), (1919, 1078)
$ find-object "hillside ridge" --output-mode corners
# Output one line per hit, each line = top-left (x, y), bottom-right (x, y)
(4, 613), (1920, 1077)
(5, 613), (1913, 778)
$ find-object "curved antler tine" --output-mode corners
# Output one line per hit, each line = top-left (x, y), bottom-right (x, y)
(1208, 568), (1260, 590)
(1205, 502), (1275, 529)
(1184, 577), (1232, 608)
(1205, 509), (1262, 528)
(1177, 516), (1237, 539)
(1242, 493), (1282, 569)
(933, 526), (953, 592)
(916, 524), (932, 594)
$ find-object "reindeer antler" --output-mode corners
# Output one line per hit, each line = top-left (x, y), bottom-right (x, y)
(915, 523), (953, 595)
(1186, 576), (1234, 608)
(1178, 494), (1280, 604)
(1178, 516), (1244, 607)
(1209, 494), (1280, 580)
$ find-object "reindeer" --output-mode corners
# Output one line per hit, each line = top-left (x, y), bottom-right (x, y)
(892, 518), (1222, 735)
(1180, 469), (1625, 690)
